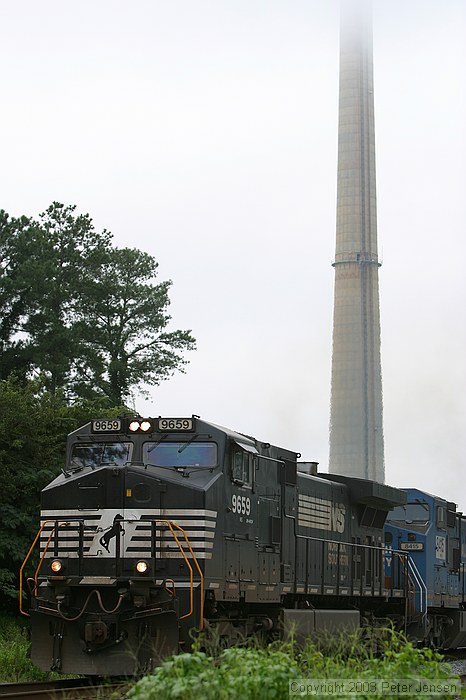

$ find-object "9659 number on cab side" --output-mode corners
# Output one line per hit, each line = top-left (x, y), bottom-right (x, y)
(231, 494), (251, 516)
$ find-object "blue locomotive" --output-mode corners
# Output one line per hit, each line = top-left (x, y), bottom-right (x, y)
(385, 488), (466, 648)
(20, 416), (466, 675)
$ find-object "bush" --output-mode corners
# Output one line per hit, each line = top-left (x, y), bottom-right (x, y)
(294, 626), (458, 699)
(125, 628), (460, 700)
(127, 647), (299, 700)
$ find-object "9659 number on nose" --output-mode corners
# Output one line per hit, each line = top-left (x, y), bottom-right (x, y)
(92, 420), (121, 432)
(157, 418), (193, 431)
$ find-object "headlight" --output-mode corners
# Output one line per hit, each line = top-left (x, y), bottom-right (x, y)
(50, 559), (63, 573)
(135, 560), (149, 574)
(128, 419), (152, 433)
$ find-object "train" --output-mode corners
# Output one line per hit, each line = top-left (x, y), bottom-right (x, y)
(20, 415), (466, 675)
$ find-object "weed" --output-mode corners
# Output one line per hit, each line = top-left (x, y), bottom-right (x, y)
(0, 614), (71, 682)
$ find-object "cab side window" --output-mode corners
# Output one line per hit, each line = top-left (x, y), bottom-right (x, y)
(232, 451), (252, 486)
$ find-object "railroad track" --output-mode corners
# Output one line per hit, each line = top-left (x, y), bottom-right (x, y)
(445, 649), (466, 687)
(0, 678), (129, 699)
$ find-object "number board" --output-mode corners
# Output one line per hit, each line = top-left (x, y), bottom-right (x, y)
(92, 419), (122, 433)
(157, 418), (194, 432)
(400, 542), (424, 551)
(435, 536), (446, 561)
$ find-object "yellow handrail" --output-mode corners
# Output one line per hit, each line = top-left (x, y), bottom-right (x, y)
(19, 519), (68, 617)
(173, 522), (204, 630)
(163, 522), (194, 619)
(156, 519), (205, 630)
(164, 578), (176, 597)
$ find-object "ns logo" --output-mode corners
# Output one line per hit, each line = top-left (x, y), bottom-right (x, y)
(298, 495), (346, 534)
(331, 504), (346, 533)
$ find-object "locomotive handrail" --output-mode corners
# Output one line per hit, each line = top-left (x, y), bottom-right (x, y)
(387, 549), (411, 600)
(153, 519), (205, 631)
(406, 556), (428, 624)
(392, 550), (427, 633)
(296, 533), (408, 598)
(19, 519), (73, 617)
(393, 552), (413, 596)
(164, 578), (176, 597)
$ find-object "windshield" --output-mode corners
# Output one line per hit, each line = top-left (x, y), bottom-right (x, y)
(70, 442), (132, 469)
(390, 502), (430, 524)
(143, 442), (217, 468)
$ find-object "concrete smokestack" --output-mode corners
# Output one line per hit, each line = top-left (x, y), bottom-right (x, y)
(329, 0), (385, 483)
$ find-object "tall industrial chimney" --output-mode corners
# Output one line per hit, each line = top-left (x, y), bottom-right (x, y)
(329, 0), (385, 483)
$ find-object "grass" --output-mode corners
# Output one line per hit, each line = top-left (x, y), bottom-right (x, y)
(0, 613), (68, 683)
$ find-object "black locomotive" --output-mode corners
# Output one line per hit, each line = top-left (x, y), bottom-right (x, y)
(21, 415), (466, 675)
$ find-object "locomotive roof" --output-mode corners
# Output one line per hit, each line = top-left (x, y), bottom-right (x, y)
(397, 487), (457, 510)
(320, 473), (407, 509)
(202, 420), (258, 447)
(67, 417), (260, 446)
(68, 416), (299, 460)
(202, 418), (299, 458)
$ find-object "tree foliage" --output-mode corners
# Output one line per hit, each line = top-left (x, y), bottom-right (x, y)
(75, 246), (195, 404)
(0, 202), (195, 403)
(0, 211), (35, 378)
(21, 204), (111, 393)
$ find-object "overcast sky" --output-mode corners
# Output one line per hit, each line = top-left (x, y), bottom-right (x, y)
(1, 1), (465, 510)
